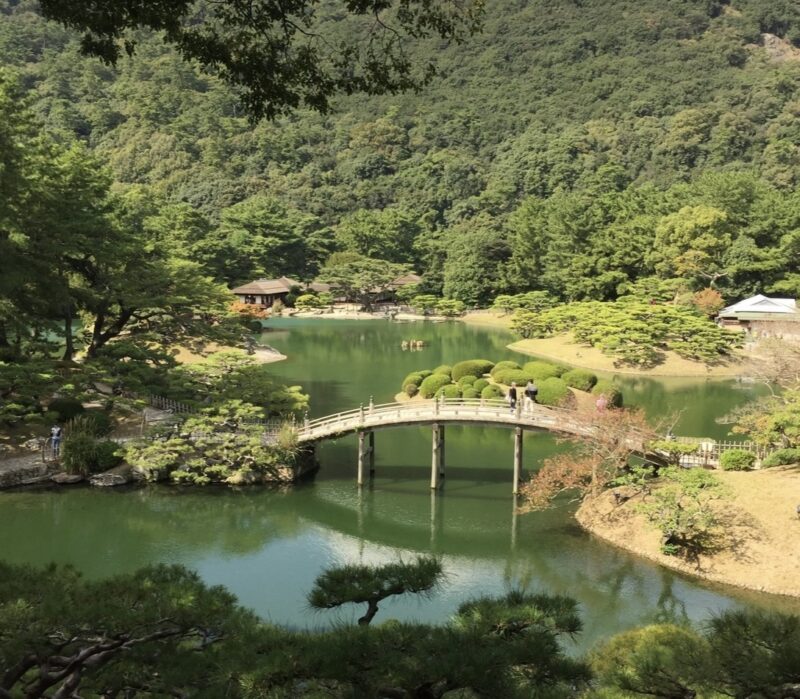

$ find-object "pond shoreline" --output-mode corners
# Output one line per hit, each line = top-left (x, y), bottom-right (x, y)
(575, 467), (800, 599)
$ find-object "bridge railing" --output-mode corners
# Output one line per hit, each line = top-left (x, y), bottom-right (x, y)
(299, 397), (585, 435)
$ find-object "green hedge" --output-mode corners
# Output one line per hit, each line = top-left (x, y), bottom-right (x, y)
(492, 369), (530, 386)
(404, 383), (419, 397)
(433, 364), (452, 377)
(462, 387), (480, 399)
(537, 377), (570, 407)
(481, 384), (504, 400)
(720, 449), (756, 471)
(418, 370), (433, 378)
(762, 448), (800, 467)
(562, 369), (598, 391)
(473, 378), (490, 392)
(48, 397), (85, 422)
(451, 359), (495, 381)
(591, 380), (623, 407)
(490, 360), (521, 377)
(436, 384), (462, 399)
(457, 375), (477, 387)
(523, 361), (564, 380)
(419, 373), (453, 398)
(402, 373), (424, 389)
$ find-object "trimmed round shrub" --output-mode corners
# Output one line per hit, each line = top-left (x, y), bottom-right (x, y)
(462, 387), (480, 399)
(433, 364), (452, 377)
(523, 361), (564, 380)
(82, 409), (114, 437)
(537, 377), (570, 406)
(481, 384), (504, 400)
(48, 397), (85, 422)
(451, 359), (495, 382)
(401, 373), (424, 389)
(720, 449), (756, 471)
(457, 375), (477, 387)
(490, 360), (521, 377)
(418, 370), (433, 379)
(493, 369), (530, 386)
(436, 384), (462, 399)
(562, 369), (598, 392)
(591, 380), (623, 407)
(94, 441), (123, 472)
(404, 383), (419, 397)
(473, 378), (490, 392)
(762, 447), (800, 467)
(419, 373), (453, 398)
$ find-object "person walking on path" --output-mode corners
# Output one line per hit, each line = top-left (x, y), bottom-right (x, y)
(524, 380), (538, 413)
(507, 382), (518, 413)
(595, 394), (608, 413)
(50, 425), (62, 457)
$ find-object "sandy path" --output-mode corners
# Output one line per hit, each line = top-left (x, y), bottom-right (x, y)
(576, 467), (800, 597)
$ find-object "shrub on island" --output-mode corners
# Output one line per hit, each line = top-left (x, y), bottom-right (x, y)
(562, 368), (598, 391)
(536, 377), (570, 407)
(436, 384), (463, 399)
(419, 373), (453, 398)
(473, 378), (490, 392)
(462, 387), (480, 399)
(402, 373), (424, 389)
(451, 359), (495, 381)
(591, 380), (623, 407)
(493, 369), (530, 386)
(762, 447), (800, 467)
(404, 383), (419, 397)
(418, 370), (433, 378)
(720, 449), (756, 471)
(490, 360), (521, 377)
(433, 364), (452, 377)
(457, 375), (477, 387)
(523, 361), (564, 380)
(481, 384), (504, 400)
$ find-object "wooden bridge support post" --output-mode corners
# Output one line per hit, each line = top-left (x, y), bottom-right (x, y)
(439, 425), (445, 479)
(369, 431), (375, 475)
(431, 423), (441, 489)
(358, 431), (367, 486)
(513, 427), (523, 495)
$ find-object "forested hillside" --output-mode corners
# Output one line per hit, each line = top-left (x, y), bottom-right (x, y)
(3, 0), (800, 304)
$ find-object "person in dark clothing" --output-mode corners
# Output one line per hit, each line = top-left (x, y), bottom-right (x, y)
(508, 382), (518, 413)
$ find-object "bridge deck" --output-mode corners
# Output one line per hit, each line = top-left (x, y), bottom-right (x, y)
(297, 398), (598, 443)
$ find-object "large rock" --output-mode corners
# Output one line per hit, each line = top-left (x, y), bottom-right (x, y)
(22, 437), (46, 452)
(51, 472), (84, 485)
(89, 463), (133, 487)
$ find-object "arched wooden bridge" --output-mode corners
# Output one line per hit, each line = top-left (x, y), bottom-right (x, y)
(295, 397), (639, 494)
(293, 397), (767, 495)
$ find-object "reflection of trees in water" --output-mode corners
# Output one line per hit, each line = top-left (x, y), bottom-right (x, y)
(0, 486), (307, 575)
(652, 570), (689, 625)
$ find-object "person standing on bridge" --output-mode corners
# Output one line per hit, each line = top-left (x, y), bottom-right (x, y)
(507, 382), (518, 413)
(524, 380), (538, 413)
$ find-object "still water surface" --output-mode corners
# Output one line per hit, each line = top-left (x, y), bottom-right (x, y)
(1, 319), (797, 649)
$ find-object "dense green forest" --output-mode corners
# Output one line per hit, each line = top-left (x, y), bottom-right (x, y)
(3, 0), (800, 309)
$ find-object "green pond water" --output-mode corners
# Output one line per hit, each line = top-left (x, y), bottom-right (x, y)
(1, 318), (798, 649)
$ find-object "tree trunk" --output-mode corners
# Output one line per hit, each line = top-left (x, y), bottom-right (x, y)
(62, 310), (74, 362)
(358, 600), (380, 626)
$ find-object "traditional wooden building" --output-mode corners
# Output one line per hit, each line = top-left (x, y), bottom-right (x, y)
(717, 294), (799, 337)
(232, 277), (324, 306)
(233, 274), (421, 307)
